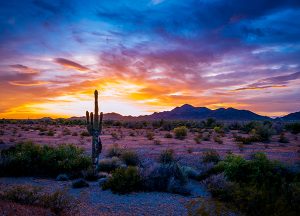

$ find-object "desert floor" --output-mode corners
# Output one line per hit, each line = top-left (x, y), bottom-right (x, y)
(0, 123), (299, 215)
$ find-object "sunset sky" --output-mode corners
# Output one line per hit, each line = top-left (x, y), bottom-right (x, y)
(1, 0), (300, 118)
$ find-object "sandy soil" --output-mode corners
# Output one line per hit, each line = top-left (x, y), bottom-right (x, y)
(0, 124), (299, 164)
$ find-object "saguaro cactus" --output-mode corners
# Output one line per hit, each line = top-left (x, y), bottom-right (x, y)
(86, 90), (103, 172)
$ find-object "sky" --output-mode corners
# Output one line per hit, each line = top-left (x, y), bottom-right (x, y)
(0, 0), (300, 118)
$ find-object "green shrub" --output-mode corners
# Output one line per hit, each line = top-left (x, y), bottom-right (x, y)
(202, 149), (220, 163)
(173, 126), (188, 139)
(98, 157), (123, 173)
(121, 150), (140, 166)
(285, 123), (300, 134)
(0, 141), (91, 177)
(207, 153), (300, 216)
(159, 149), (175, 164)
(144, 163), (188, 194)
(106, 145), (123, 157)
(102, 166), (142, 194)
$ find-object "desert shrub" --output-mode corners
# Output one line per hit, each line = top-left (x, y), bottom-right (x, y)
(202, 132), (211, 141)
(0, 185), (77, 215)
(213, 126), (223, 134)
(286, 123), (300, 134)
(106, 145), (123, 157)
(187, 147), (193, 154)
(121, 150), (140, 166)
(56, 174), (69, 181)
(102, 166), (142, 194)
(47, 130), (55, 136)
(146, 131), (154, 140)
(72, 132), (78, 136)
(181, 166), (199, 179)
(203, 118), (217, 128)
(153, 139), (161, 145)
(143, 163), (188, 194)
(82, 167), (99, 181)
(213, 136), (223, 144)
(186, 197), (239, 216)
(234, 135), (258, 144)
(62, 128), (71, 135)
(0, 141), (91, 177)
(111, 132), (120, 140)
(279, 132), (289, 143)
(159, 149), (175, 164)
(98, 157), (123, 173)
(164, 133), (173, 138)
(173, 126), (188, 139)
(202, 149), (220, 163)
(206, 153), (300, 216)
(72, 179), (89, 188)
(129, 131), (135, 136)
(80, 131), (90, 137)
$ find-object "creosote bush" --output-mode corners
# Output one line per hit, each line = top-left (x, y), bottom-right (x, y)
(201, 152), (300, 216)
(202, 149), (220, 164)
(173, 126), (188, 140)
(0, 141), (91, 177)
(106, 144), (123, 157)
(159, 149), (175, 164)
(102, 166), (142, 194)
(98, 157), (123, 173)
(121, 150), (140, 166)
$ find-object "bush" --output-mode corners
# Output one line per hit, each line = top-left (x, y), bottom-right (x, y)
(285, 123), (300, 134)
(102, 166), (142, 194)
(0, 141), (91, 177)
(72, 179), (89, 188)
(106, 145), (123, 157)
(0, 185), (77, 215)
(159, 149), (175, 164)
(213, 136), (223, 144)
(207, 153), (300, 216)
(98, 157), (123, 173)
(80, 131), (90, 137)
(146, 131), (154, 140)
(173, 126), (188, 140)
(143, 163), (188, 194)
(202, 150), (220, 163)
(47, 130), (55, 136)
(164, 133), (173, 138)
(279, 132), (289, 143)
(121, 150), (140, 166)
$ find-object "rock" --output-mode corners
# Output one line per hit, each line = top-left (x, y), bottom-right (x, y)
(56, 174), (69, 181)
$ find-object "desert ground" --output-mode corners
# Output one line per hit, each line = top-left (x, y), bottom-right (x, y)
(0, 122), (300, 215)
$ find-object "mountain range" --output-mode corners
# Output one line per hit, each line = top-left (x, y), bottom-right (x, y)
(97, 104), (300, 121)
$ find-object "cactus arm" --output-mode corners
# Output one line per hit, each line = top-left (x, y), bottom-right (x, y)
(99, 112), (103, 133)
(90, 112), (93, 127)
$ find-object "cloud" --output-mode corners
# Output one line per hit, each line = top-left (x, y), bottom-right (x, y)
(9, 81), (50, 86)
(10, 64), (39, 74)
(54, 58), (89, 71)
(233, 71), (300, 91)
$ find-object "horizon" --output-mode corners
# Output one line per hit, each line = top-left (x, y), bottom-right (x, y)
(1, 1), (300, 119)
(0, 103), (290, 119)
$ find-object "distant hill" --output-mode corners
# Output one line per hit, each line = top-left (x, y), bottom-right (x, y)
(101, 104), (272, 121)
(279, 111), (300, 121)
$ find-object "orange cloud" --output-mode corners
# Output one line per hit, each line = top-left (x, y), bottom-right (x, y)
(9, 81), (50, 86)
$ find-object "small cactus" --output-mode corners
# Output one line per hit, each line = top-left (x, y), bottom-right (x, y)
(86, 90), (103, 172)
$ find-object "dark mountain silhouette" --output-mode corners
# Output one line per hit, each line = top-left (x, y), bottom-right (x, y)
(279, 111), (300, 121)
(102, 104), (272, 121)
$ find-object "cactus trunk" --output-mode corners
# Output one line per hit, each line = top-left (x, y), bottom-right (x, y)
(86, 90), (103, 173)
